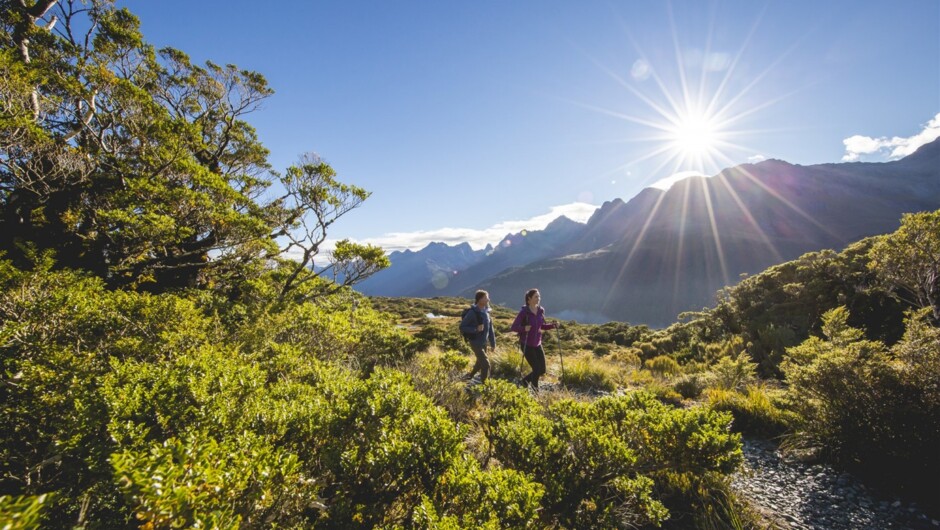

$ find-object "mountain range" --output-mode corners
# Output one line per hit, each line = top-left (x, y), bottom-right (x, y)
(356, 138), (940, 326)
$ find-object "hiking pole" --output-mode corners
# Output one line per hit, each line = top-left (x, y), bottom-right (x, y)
(517, 311), (528, 381)
(555, 321), (565, 387)
(518, 340), (526, 379)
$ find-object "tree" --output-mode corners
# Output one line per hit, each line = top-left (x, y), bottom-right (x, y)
(0, 1), (386, 295)
(274, 154), (389, 303)
(869, 210), (940, 323)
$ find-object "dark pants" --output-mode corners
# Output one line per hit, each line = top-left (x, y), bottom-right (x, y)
(521, 344), (546, 388)
(468, 343), (490, 381)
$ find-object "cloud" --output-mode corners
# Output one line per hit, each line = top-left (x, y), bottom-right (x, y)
(747, 154), (766, 163)
(842, 112), (940, 162)
(332, 202), (599, 253)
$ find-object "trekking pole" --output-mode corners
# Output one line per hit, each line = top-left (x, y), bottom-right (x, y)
(555, 321), (565, 387)
(517, 312), (527, 379)
(518, 340), (526, 378)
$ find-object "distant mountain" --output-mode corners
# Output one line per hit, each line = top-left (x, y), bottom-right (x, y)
(355, 241), (491, 296)
(356, 215), (587, 297)
(476, 138), (940, 325)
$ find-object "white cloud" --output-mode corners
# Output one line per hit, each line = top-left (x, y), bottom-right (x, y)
(649, 170), (709, 191)
(331, 202), (599, 253)
(842, 112), (940, 162)
(747, 154), (766, 163)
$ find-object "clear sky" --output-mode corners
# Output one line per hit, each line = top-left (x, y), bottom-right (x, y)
(126, 0), (940, 252)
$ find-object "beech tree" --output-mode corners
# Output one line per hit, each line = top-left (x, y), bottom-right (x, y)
(869, 210), (940, 323)
(0, 0), (386, 294)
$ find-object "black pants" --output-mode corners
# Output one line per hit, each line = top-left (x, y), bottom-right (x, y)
(521, 344), (546, 388)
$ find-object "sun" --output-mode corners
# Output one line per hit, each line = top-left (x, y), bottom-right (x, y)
(667, 110), (721, 158)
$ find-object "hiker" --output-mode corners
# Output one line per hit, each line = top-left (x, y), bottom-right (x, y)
(510, 288), (559, 390)
(460, 290), (496, 382)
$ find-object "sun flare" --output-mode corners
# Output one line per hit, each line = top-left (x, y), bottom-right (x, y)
(669, 112), (720, 157)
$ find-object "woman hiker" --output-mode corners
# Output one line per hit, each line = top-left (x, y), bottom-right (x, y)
(459, 290), (496, 382)
(510, 288), (559, 390)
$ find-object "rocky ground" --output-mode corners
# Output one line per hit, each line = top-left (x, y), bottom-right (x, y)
(733, 439), (938, 529)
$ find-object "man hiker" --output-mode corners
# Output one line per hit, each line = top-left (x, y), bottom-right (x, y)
(460, 290), (496, 382)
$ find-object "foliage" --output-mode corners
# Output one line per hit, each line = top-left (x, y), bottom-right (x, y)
(782, 306), (940, 501)
(478, 382), (742, 528)
(672, 372), (713, 400)
(677, 239), (906, 377)
(868, 210), (940, 322)
(0, 494), (51, 530)
(710, 352), (758, 392)
(0, 0), (386, 296)
(112, 431), (312, 529)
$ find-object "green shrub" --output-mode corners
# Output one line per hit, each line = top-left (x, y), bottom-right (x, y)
(636, 341), (657, 359)
(673, 372), (713, 400)
(478, 383), (742, 528)
(112, 431), (313, 529)
(0, 494), (52, 530)
(402, 348), (476, 422)
(609, 347), (642, 367)
(710, 352), (758, 391)
(645, 355), (681, 376)
(783, 307), (940, 502)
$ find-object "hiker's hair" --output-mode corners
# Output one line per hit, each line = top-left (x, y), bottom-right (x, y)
(525, 288), (539, 305)
(475, 290), (489, 303)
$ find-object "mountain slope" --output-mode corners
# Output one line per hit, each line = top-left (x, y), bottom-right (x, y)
(477, 139), (940, 325)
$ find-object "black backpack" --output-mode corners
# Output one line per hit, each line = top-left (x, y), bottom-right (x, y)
(461, 306), (483, 340)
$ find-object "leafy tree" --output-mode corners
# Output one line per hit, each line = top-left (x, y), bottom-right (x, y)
(0, 0), (386, 296)
(869, 209), (940, 322)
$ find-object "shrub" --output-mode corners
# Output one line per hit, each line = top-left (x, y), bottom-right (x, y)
(645, 355), (681, 376)
(673, 372), (713, 400)
(478, 383), (742, 528)
(783, 307), (940, 502)
(401, 348), (476, 422)
(112, 431), (314, 529)
(0, 494), (52, 530)
(710, 352), (758, 391)
(609, 347), (642, 368)
(636, 341), (657, 359)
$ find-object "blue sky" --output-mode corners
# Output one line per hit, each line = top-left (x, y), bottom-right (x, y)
(126, 1), (940, 252)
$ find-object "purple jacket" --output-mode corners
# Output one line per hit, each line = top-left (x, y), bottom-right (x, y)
(510, 305), (557, 347)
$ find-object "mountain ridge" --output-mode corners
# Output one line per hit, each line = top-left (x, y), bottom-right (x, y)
(358, 138), (940, 325)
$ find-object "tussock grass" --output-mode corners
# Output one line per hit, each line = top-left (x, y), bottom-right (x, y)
(558, 354), (619, 393)
(706, 384), (793, 437)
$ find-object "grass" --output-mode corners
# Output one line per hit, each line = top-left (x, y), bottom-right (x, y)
(706, 384), (793, 437)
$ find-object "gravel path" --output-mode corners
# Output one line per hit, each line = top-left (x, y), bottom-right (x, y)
(732, 439), (938, 529)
